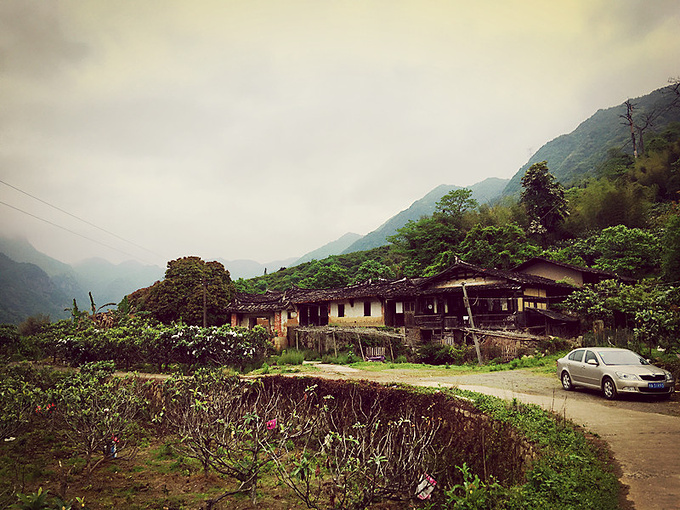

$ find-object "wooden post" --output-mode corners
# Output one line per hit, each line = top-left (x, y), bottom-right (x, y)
(333, 331), (338, 358)
(388, 337), (394, 361)
(462, 283), (483, 365)
(356, 334), (365, 361)
(295, 329), (299, 351)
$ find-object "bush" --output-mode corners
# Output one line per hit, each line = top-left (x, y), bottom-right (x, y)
(277, 349), (305, 365)
(417, 343), (468, 365)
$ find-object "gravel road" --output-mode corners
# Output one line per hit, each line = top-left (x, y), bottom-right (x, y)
(296, 363), (680, 510)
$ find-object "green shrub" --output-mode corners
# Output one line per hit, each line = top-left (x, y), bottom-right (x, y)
(417, 343), (467, 365)
(277, 349), (305, 365)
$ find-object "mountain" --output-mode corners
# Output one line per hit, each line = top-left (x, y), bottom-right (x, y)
(0, 253), (70, 324)
(293, 232), (362, 266)
(0, 236), (86, 304)
(217, 257), (299, 280)
(71, 258), (164, 307)
(342, 177), (509, 254)
(0, 236), (165, 321)
(503, 85), (680, 195)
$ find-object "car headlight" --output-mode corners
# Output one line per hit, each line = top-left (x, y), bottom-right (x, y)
(615, 372), (640, 381)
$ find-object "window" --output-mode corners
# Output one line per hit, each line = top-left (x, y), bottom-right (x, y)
(585, 350), (598, 364)
(404, 301), (415, 313)
(337, 303), (345, 318)
(364, 301), (372, 317)
(568, 349), (585, 362)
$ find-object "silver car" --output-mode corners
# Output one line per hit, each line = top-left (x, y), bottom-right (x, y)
(556, 347), (675, 400)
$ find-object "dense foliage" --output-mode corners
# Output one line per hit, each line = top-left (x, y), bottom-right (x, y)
(129, 257), (235, 326)
(33, 316), (272, 372)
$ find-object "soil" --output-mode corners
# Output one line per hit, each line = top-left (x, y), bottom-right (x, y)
(293, 363), (680, 510)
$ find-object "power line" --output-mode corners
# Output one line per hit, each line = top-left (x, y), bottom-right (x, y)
(0, 178), (163, 259)
(0, 199), (151, 263)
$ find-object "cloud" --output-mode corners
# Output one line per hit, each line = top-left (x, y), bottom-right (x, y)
(1, 0), (679, 265)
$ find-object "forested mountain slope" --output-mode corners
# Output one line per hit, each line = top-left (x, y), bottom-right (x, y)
(503, 84), (680, 195)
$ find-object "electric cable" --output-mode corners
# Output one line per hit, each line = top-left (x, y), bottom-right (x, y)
(0, 199), (151, 263)
(0, 178), (163, 259)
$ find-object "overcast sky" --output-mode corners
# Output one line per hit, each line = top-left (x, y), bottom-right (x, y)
(1, 0), (679, 267)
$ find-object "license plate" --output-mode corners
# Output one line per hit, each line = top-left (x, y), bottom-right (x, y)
(648, 382), (664, 389)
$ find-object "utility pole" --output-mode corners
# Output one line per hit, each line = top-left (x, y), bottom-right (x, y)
(461, 283), (483, 365)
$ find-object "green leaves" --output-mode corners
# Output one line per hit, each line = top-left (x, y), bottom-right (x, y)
(520, 161), (568, 241)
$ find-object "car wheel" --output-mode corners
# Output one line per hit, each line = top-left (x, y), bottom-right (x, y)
(561, 371), (573, 391)
(602, 377), (618, 400)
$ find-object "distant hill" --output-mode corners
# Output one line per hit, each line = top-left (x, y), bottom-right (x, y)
(293, 232), (362, 266)
(71, 258), (164, 307)
(0, 236), (86, 305)
(503, 85), (680, 195)
(217, 257), (299, 280)
(0, 253), (70, 324)
(342, 177), (509, 254)
(0, 236), (165, 322)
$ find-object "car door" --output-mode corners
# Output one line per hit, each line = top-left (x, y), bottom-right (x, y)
(581, 349), (601, 388)
(567, 349), (586, 384)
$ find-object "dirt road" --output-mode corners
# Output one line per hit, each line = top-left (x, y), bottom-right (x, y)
(295, 363), (680, 510)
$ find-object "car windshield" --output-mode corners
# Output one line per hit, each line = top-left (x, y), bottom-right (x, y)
(597, 350), (649, 366)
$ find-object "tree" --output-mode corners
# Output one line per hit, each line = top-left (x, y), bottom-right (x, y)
(520, 161), (569, 242)
(457, 223), (540, 270)
(590, 225), (660, 278)
(662, 212), (680, 283)
(388, 215), (465, 276)
(134, 257), (235, 326)
(300, 264), (350, 289)
(620, 80), (680, 158)
(352, 260), (395, 283)
(435, 189), (478, 218)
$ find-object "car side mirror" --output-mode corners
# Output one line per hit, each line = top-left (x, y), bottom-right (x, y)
(587, 359), (599, 366)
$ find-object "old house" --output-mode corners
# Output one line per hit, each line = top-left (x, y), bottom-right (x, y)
(229, 290), (298, 347)
(227, 260), (582, 354)
(513, 256), (635, 287)
(404, 261), (579, 342)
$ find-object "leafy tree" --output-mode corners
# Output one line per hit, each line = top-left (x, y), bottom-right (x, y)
(133, 257), (235, 326)
(661, 212), (680, 282)
(590, 225), (660, 278)
(457, 223), (540, 270)
(18, 314), (51, 337)
(0, 324), (20, 358)
(520, 161), (569, 242)
(435, 188), (478, 218)
(389, 215), (464, 276)
(300, 264), (350, 289)
(564, 179), (651, 235)
(352, 260), (395, 283)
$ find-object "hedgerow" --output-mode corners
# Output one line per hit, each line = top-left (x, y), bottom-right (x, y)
(36, 318), (272, 371)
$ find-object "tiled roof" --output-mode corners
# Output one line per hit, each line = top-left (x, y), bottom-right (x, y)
(421, 260), (575, 290)
(512, 256), (633, 281)
(227, 261), (577, 314)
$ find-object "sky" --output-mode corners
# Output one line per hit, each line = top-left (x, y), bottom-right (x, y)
(1, 0), (679, 267)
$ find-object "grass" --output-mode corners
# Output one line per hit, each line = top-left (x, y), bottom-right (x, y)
(337, 351), (567, 375)
(454, 388), (621, 510)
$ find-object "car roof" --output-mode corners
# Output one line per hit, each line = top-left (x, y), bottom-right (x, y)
(574, 347), (630, 352)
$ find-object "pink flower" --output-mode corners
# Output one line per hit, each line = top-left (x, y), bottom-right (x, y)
(266, 418), (277, 430)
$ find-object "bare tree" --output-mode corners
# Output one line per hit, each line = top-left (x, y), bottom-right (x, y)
(620, 79), (680, 158)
